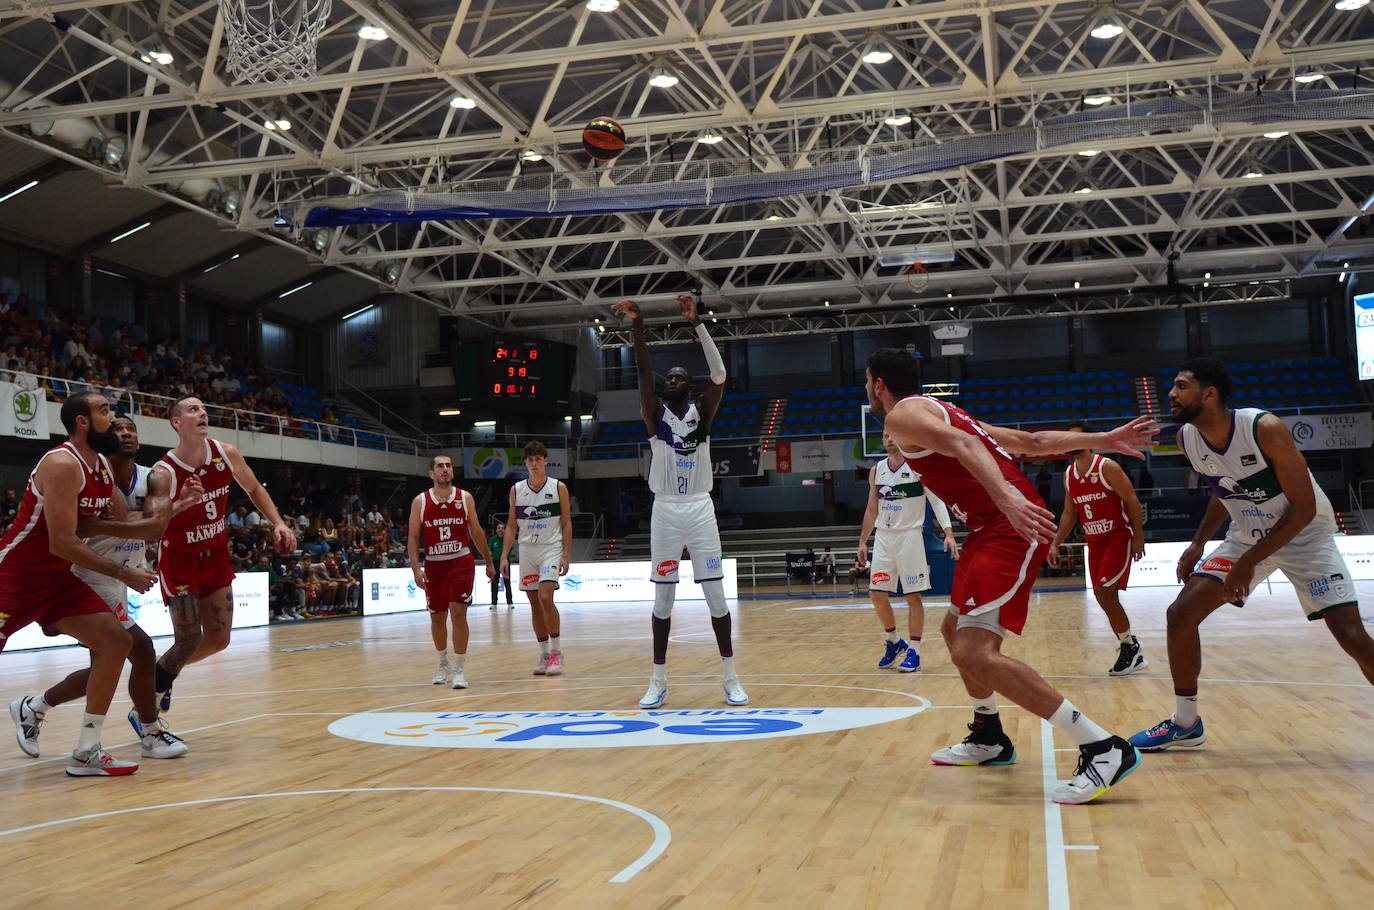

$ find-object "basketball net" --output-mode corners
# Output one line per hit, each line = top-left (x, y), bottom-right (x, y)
(222, 0), (333, 84)
(905, 262), (929, 293)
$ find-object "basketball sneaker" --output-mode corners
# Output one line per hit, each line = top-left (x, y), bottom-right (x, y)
(533, 653), (550, 676)
(450, 668), (468, 689)
(141, 726), (188, 759)
(1109, 638), (1148, 676)
(931, 717), (1017, 766)
(878, 638), (909, 669)
(10, 696), (45, 758)
(66, 745), (139, 777)
(639, 678), (668, 709)
(1050, 736), (1143, 804)
(545, 652), (564, 676)
(1127, 716), (1206, 751)
(723, 676), (749, 706)
(898, 648), (921, 673)
(432, 660), (451, 685)
(158, 684), (173, 712)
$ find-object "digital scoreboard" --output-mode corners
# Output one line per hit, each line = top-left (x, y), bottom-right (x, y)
(1356, 292), (1374, 382)
(453, 337), (575, 409)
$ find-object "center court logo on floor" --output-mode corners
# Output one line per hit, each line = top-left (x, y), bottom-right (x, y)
(327, 705), (926, 749)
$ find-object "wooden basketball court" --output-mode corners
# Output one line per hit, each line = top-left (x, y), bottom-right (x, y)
(3, 582), (1372, 909)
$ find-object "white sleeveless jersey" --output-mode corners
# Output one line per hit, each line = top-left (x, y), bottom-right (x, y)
(874, 458), (939, 532)
(647, 403), (713, 499)
(1179, 408), (1334, 542)
(514, 477), (563, 549)
(81, 464), (151, 569)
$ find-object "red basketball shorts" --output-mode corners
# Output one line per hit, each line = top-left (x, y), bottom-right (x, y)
(0, 571), (111, 650)
(1085, 533), (1133, 590)
(158, 543), (235, 600)
(949, 525), (1049, 636)
(424, 555), (475, 612)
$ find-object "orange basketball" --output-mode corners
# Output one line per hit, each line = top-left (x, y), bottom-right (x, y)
(582, 116), (627, 161)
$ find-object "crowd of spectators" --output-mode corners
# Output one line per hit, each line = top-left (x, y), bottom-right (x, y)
(0, 292), (341, 436)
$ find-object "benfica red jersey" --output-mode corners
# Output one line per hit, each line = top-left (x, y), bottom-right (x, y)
(421, 487), (471, 561)
(158, 438), (234, 553)
(1064, 454), (1130, 541)
(0, 444), (113, 579)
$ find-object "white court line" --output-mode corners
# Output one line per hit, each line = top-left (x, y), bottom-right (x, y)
(1040, 718), (1072, 910)
(0, 786), (670, 883)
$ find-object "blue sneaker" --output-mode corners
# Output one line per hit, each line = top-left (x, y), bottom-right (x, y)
(127, 708), (145, 738)
(898, 648), (921, 673)
(1128, 716), (1206, 751)
(878, 638), (909, 669)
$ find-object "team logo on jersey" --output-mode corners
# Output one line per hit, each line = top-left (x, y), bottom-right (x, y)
(211, 456), (226, 471)
(1240, 454), (1257, 466)
(1307, 577), (1331, 598)
(655, 560), (678, 578)
(1198, 556), (1233, 575)
(521, 573), (539, 587)
(871, 572), (891, 585)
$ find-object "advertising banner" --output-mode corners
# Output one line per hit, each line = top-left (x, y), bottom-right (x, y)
(364, 559), (738, 614)
(775, 439), (845, 474)
(463, 446), (569, 479)
(711, 445), (762, 477)
(2, 571), (269, 651)
(0, 381), (49, 439)
(1087, 535), (1374, 590)
(1282, 412), (1372, 451)
(1141, 495), (1213, 534)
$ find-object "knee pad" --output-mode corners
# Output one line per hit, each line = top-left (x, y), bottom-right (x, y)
(702, 579), (729, 619)
(652, 583), (675, 620)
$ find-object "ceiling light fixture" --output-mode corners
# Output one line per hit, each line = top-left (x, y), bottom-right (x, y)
(277, 281), (313, 299)
(884, 114), (912, 126)
(140, 46), (174, 65)
(698, 131), (723, 144)
(449, 94), (477, 109)
(473, 420), (496, 428)
(342, 304), (375, 320)
(1334, 0), (1369, 11)
(0, 179), (39, 203)
(1090, 16), (1124, 40)
(438, 409), (462, 416)
(1294, 68), (1324, 84)
(521, 148), (544, 162)
(586, 0), (621, 10)
(1083, 93), (1113, 106)
(203, 253), (240, 273)
(308, 228), (330, 253)
(109, 221), (152, 244)
(263, 108), (291, 131)
(648, 65), (679, 88)
(1263, 130), (1289, 139)
(1078, 149), (1100, 157)
(1242, 163), (1264, 179)
(1075, 186), (1094, 195)
(357, 25), (388, 40)
(861, 36), (894, 65)
(89, 135), (127, 167)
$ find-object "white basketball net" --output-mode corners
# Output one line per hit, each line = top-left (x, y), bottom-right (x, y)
(222, 0), (333, 84)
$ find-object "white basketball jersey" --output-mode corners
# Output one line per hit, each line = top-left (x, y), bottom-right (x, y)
(513, 477), (563, 548)
(874, 457), (951, 533)
(1179, 408), (1333, 542)
(647, 403), (713, 499)
(81, 463), (151, 569)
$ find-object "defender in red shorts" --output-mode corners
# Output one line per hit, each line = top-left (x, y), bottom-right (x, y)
(865, 348), (1156, 804)
(406, 454), (495, 689)
(1049, 425), (1148, 676)
(150, 397), (296, 713)
(1, 392), (160, 776)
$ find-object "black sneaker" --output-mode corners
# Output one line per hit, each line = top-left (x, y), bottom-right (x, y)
(931, 716), (1017, 765)
(1108, 637), (1149, 676)
(1050, 735), (1143, 804)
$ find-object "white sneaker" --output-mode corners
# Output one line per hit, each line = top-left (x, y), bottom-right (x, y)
(533, 653), (550, 676)
(1050, 736), (1142, 804)
(723, 676), (749, 706)
(141, 726), (189, 759)
(639, 678), (668, 708)
(450, 668), (468, 689)
(66, 744), (139, 777)
(10, 696), (44, 758)
(432, 662), (451, 685)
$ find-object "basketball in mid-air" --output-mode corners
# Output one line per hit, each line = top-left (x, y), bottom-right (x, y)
(582, 116), (627, 161)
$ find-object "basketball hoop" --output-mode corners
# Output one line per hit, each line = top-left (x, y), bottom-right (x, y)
(905, 261), (929, 293)
(222, 0), (333, 84)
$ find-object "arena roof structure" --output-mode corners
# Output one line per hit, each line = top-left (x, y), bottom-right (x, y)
(0, 0), (1371, 338)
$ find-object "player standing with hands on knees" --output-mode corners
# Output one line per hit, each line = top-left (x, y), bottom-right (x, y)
(613, 295), (746, 709)
(865, 348), (1158, 803)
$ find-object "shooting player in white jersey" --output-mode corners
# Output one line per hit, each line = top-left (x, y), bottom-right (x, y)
(1129, 358), (1374, 751)
(857, 432), (958, 673)
(613, 295), (746, 709)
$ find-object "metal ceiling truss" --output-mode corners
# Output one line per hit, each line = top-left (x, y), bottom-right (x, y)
(0, 0), (1371, 336)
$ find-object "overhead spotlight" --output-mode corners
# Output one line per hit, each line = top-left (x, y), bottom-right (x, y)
(217, 189), (243, 216)
(1074, 186), (1094, 195)
(140, 46), (174, 65)
(1294, 68), (1323, 84)
(1263, 130), (1289, 139)
(379, 262), (402, 283)
(946, 291), (953, 299)
(449, 94), (477, 109)
(357, 25), (388, 40)
(1241, 162), (1264, 179)
(1203, 281), (1210, 287)
(1083, 93), (1113, 106)
(648, 65), (679, 88)
(861, 36), (894, 65)
(823, 300), (831, 307)
(1090, 15), (1124, 40)
(698, 131), (724, 144)
(1204, 271), (1212, 278)
(586, 0), (621, 10)
(521, 148), (544, 162)
(1335, 0), (1369, 10)
(308, 228), (330, 253)
(1073, 280), (1081, 289)
(884, 113), (912, 126)
(263, 108), (291, 131)
(597, 324), (605, 333)
(89, 135), (127, 167)
(763, 205), (783, 221)
(1078, 149), (1100, 157)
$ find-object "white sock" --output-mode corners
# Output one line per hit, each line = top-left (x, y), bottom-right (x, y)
(651, 663), (666, 682)
(139, 713), (160, 729)
(436, 648), (449, 663)
(909, 638), (920, 652)
(1048, 700), (1111, 746)
(971, 695), (999, 715)
(1173, 693), (1199, 727)
(539, 638), (551, 656)
(721, 656), (736, 678)
(33, 694), (55, 715)
(76, 713), (105, 754)
(550, 635), (560, 654)
(884, 629), (899, 643)
(452, 654), (465, 671)
(1118, 631), (1135, 644)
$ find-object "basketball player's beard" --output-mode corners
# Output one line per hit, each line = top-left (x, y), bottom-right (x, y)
(662, 388), (690, 411)
(1171, 403), (1203, 425)
(88, 427), (121, 455)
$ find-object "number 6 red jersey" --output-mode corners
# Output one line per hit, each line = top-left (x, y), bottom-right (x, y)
(421, 487), (471, 561)
(157, 438), (235, 553)
(1064, 453), (1129, 541)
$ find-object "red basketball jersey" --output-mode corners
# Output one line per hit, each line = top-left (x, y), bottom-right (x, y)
(1064, 454), (1130, 541)
(421, 487), (471, 561)
(158, 438), (235, 553)
(896, 396), (1042, 532)
(0, 444), (113, 579)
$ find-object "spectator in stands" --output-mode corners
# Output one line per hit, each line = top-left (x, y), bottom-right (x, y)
(847, 558), (871, 596)
(0, 292), (9, 314)
(367, 504), (385, 525)
(320, 518), (339, 549)
(1, 489), (17, 522)
(817, 547), (836, 583)
(227, 505), (250, 542)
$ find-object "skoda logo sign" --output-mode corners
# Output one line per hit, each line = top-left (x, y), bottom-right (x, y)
(328, 705), (927, 749)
